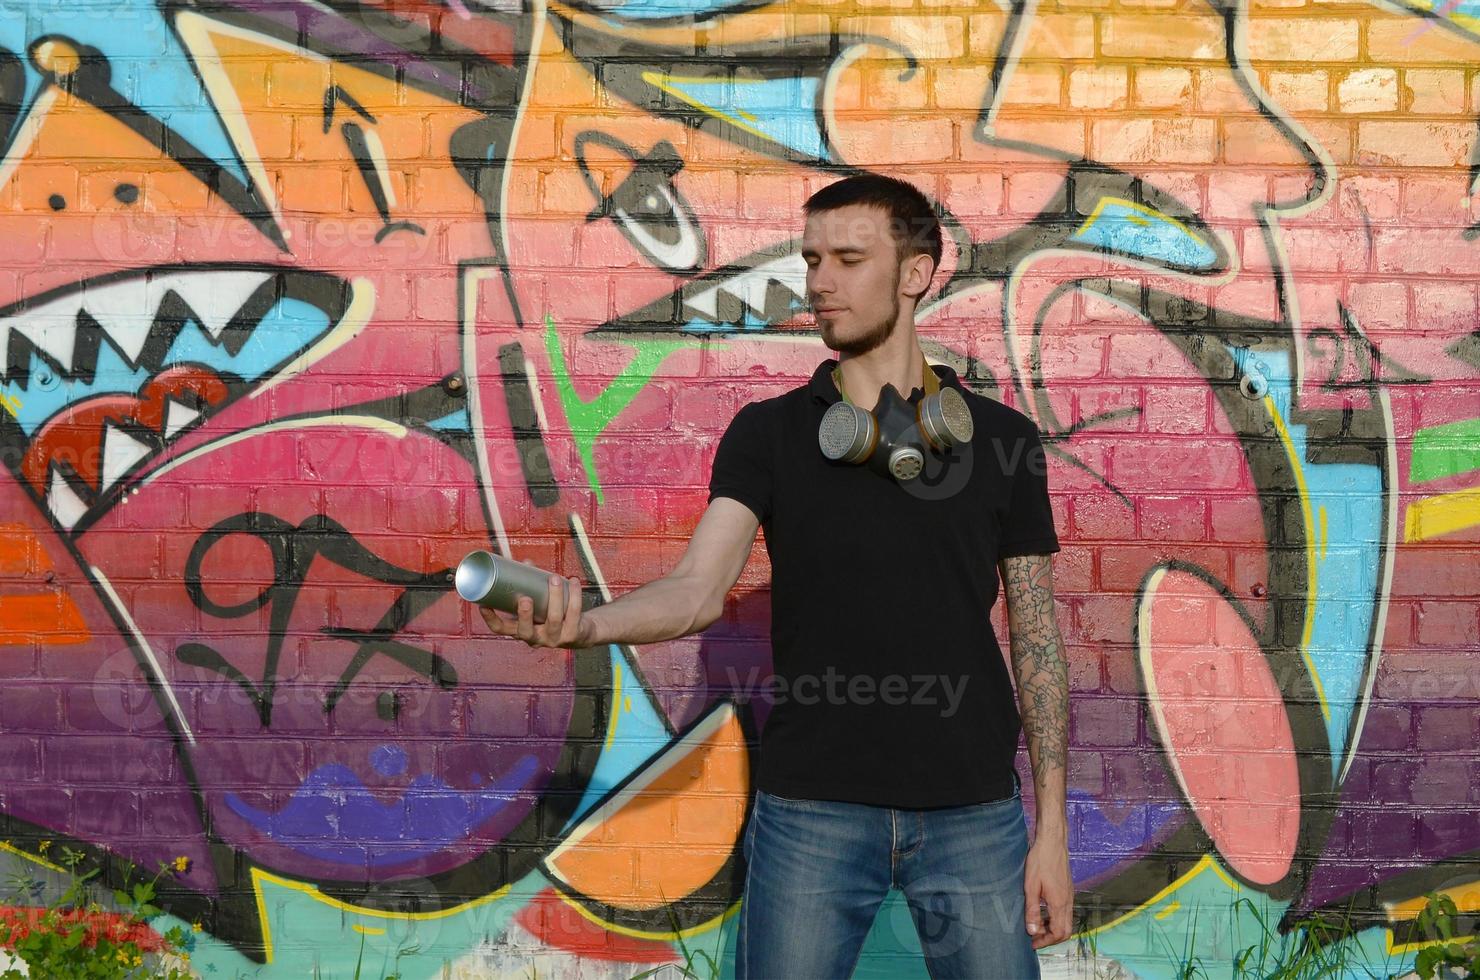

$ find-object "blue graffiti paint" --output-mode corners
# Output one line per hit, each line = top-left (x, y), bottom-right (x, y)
(224, 753), (540, 867)
(4, 342), (150, 438)
(0, 0), (242, 181)
(681, 305), (798, 334)
(561, 646), (674, 830)
(162, 296), (332, 382)
(1, 296), (333, 439)
(1068, 791), (1187, 884)
(1233, 347), (1385, 778)
(649, 74), (829, 161)
(580, 0), (758, 20)
(1070, 199), (1217, 270)
(370, 744), (409, 777)
(426, 408), (473, 432)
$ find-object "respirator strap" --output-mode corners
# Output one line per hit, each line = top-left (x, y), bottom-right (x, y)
(832, 355), (939, 406)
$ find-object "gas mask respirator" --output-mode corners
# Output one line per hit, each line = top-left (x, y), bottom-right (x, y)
(818, 360), (974, 481)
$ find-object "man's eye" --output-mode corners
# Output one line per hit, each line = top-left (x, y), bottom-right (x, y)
(575, 132), (707, 276)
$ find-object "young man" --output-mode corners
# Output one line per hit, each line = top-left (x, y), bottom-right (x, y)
(480, 174), (1072, 978)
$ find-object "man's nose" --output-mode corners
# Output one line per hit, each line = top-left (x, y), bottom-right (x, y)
(808, 266), (835, 297)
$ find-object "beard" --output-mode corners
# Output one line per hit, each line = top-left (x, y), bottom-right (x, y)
(819, 272), (901, 358)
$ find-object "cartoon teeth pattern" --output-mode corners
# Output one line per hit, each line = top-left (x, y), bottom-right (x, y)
(0, 270), (274, 381)
(41, 420), (167, 529)
(163, 399), (200, 438)
(1, 267), (347, 538)
(46, 468), (89, 531)
(99, 423), (153, 493)
(681, 252), (808, 329)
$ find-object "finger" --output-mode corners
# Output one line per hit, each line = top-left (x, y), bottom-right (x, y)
(555, 577), (578, 646)
(536, 576), (565, 646)
(516, 595), (537, 644)
(479, 606), (514, 636)
(1050, 896), (1074, 944)
(1032, 909), (1054, 949)
(1024, 878), (1043, 942)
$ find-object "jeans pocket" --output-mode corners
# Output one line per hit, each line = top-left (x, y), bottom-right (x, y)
(977, 771), (1023, 809)
(759, 789), (817, 811)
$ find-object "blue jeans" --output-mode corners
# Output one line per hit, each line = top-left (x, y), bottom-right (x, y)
(736, 786), (1041, 980)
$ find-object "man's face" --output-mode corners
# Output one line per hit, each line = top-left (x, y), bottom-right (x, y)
(802, 204), (906, 357)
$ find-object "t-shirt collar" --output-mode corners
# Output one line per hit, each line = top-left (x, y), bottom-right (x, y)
(808, 357), (962, 406)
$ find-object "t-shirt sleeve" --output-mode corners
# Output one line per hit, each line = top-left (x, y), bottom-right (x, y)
(707, 402), (773, 524)
(997, 423), (1061, 558)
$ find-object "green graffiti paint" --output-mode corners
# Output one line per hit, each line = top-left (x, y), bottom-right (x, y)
(1410, 417), (1480, 483)
(544, 314), (701, 502)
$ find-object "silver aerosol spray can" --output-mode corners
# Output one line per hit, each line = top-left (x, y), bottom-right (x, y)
(454, 550), (567, 624)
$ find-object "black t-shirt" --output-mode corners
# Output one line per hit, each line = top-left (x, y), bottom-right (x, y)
(708, 357), (1060, 808)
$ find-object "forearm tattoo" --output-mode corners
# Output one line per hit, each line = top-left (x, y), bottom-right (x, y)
(1001, 554), (1068, 776)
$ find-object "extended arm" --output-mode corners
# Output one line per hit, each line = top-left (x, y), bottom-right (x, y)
(1000, 551), (1072, 947)
(480, 497), (761, 649)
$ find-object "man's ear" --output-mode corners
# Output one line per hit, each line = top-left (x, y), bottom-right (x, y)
(900, 252), (935, 301)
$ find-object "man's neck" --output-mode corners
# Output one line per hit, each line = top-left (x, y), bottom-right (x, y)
(836, 325), (926, 412)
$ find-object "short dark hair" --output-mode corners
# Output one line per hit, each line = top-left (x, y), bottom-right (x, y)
(802, 174), (943, 275)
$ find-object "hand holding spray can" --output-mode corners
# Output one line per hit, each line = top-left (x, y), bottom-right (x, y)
(454, 550), (568, 624)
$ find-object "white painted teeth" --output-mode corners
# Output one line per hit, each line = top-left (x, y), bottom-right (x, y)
(99, 423), (153, 493)
(9, 271), (276, 534)
(0, 270), (275, 373)
(163, 398), (200, 439)
(46, 468), (88, 531)
(685, 285), (720, 321)
(683, 253), (808, 325)
(162, 271), (272, 338)
(80, 277), (156, 363)
(0, 301), (83, 373)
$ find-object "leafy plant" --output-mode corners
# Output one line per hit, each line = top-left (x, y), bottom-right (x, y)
(0, 841), (194, 979)
(1413, 892), (1478, 979)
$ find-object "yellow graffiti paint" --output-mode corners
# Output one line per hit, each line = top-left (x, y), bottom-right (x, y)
(1404, 487), (1480, 543)
(0, 840), (66, 875)
(1073, 197), (1200, 242)
(552, 887), (739, 944)
(604, 650), (623, 752)
(1383, 877), (1480, 955)
(640, 72), (789, 151)
(1078, 855), (1240, 939)
(249, 867), (512, 964)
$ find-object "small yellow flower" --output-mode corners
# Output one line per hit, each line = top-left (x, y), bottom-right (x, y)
(192, 921), (203, 933)
(172, 855), (191, 873)
(36, 840), (51, 855)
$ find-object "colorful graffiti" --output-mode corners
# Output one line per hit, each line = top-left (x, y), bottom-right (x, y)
(0, 0), (1476, 975)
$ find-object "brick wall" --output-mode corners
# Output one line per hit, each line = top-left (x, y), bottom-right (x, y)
(0, 0), (1476, 976)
